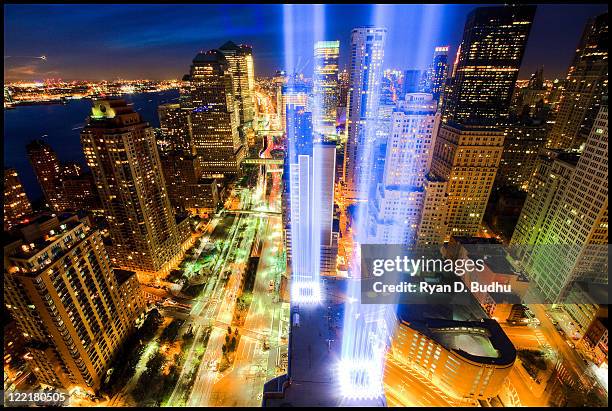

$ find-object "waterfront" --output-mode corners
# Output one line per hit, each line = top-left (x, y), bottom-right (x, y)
(3, 89), (179, 201)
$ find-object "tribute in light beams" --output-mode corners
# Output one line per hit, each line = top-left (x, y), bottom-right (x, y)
(338, 21), (396, 400)
(284, 4), (329, 304)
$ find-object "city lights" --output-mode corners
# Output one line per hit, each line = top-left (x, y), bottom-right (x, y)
(3, 3), (609, 409)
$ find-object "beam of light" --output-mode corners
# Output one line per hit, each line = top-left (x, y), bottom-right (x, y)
(339, 4), (398, 401)
(285, 4), (330, 305)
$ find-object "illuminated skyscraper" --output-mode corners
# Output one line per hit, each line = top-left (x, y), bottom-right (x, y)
(513, 103), (608, 301)
(286, 103), (313, 161)
(511, 149), (579, 250)
(344, 26), (387, 199)
(313, 40), (340, 137)
(430, 124), (506, 238)
(496, 118), (548, 191)
(312, 142), (338, 275)
(81, 99), (184, 274)
(157, 103), (193, 153)
(60, 164), (102, 213)
(547, 12), (608, 150)
(4, 168), (32, 230)
(4, 214), (145, 392)
(288, 141), (337, 302)
(183, 50), (245, 178)
(368, 93), (440, 244)
(429, 46), (449, 101)
(281, 80), (310, 133)
(219, 41), (256, 126)
(442, 5), (536, 126)
(26, 140), (65, 211)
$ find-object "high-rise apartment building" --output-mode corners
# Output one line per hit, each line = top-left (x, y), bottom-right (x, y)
(368, 93), (440, 244)
(219, 41), (256, 127)
(26, 140), (66, 211)
(313, 40), (340, 137)
(81, 99), (184, 274)
(4, 214), (145, 392)
(547, 12), (608, 150)
(59, 162), (102, 212)
(514, 104), (608, 301)
(4, 168), (32, 230)
(344, 26), (387, 199)
(429, 46), (449, 101)
(442, 5), (536, 126)
(183, 50), (245, 178)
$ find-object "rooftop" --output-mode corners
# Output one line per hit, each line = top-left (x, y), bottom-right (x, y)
(400, 318), (516, 366)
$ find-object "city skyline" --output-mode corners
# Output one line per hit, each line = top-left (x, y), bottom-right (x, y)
(4, 3), (609, 81)
(4, 3), (608, 408)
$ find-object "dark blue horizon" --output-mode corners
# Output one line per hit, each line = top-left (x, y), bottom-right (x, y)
(4, 4), (608, 81)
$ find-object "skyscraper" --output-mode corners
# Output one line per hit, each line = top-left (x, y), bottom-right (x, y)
(547, 12), (608, 150)
(81, 99), (185, 274)
(313, 40), (340, 137)
(288, 141), (337, 302)
(4, 214), (145, 392)
(368, 93), (440, 244)
(219, 41), (256, 126)
(286, 103), (313, 162)
(511, 149), (579, 250)
(4, 168), (32, 230)
(496, 119), (549, 191)
(157, 103), (193, 153)
(26, 140), (66, 211)
(183, 50), (245, 178)
(442, 5), (536, 126)
(514, 103), (608, 301)
(343, 26), (387, 199)
(429, 46), (449, 101)
(429, 123), (506, 238)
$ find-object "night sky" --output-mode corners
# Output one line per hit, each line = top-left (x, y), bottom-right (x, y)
(4, 4), (608, 81)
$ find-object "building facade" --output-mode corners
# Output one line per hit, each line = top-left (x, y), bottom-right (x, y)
(343, 26), (387, 199)
(183, 50), (245, 178)
(219, 41), (256, 127)
(81, 99), (184, 274)
(4, 168), (32, 230)
(514, 104), (608, 301)
(26, 140), (66, 212)
(429, 123), (505, 238)
(547, 13), (608, 150)
(4, 215), (145, 392)
(313, 40), (340, 137)
(442, 5), (536, 127)
(385, 318), (516, 403)
(368, 93), (440, 245)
